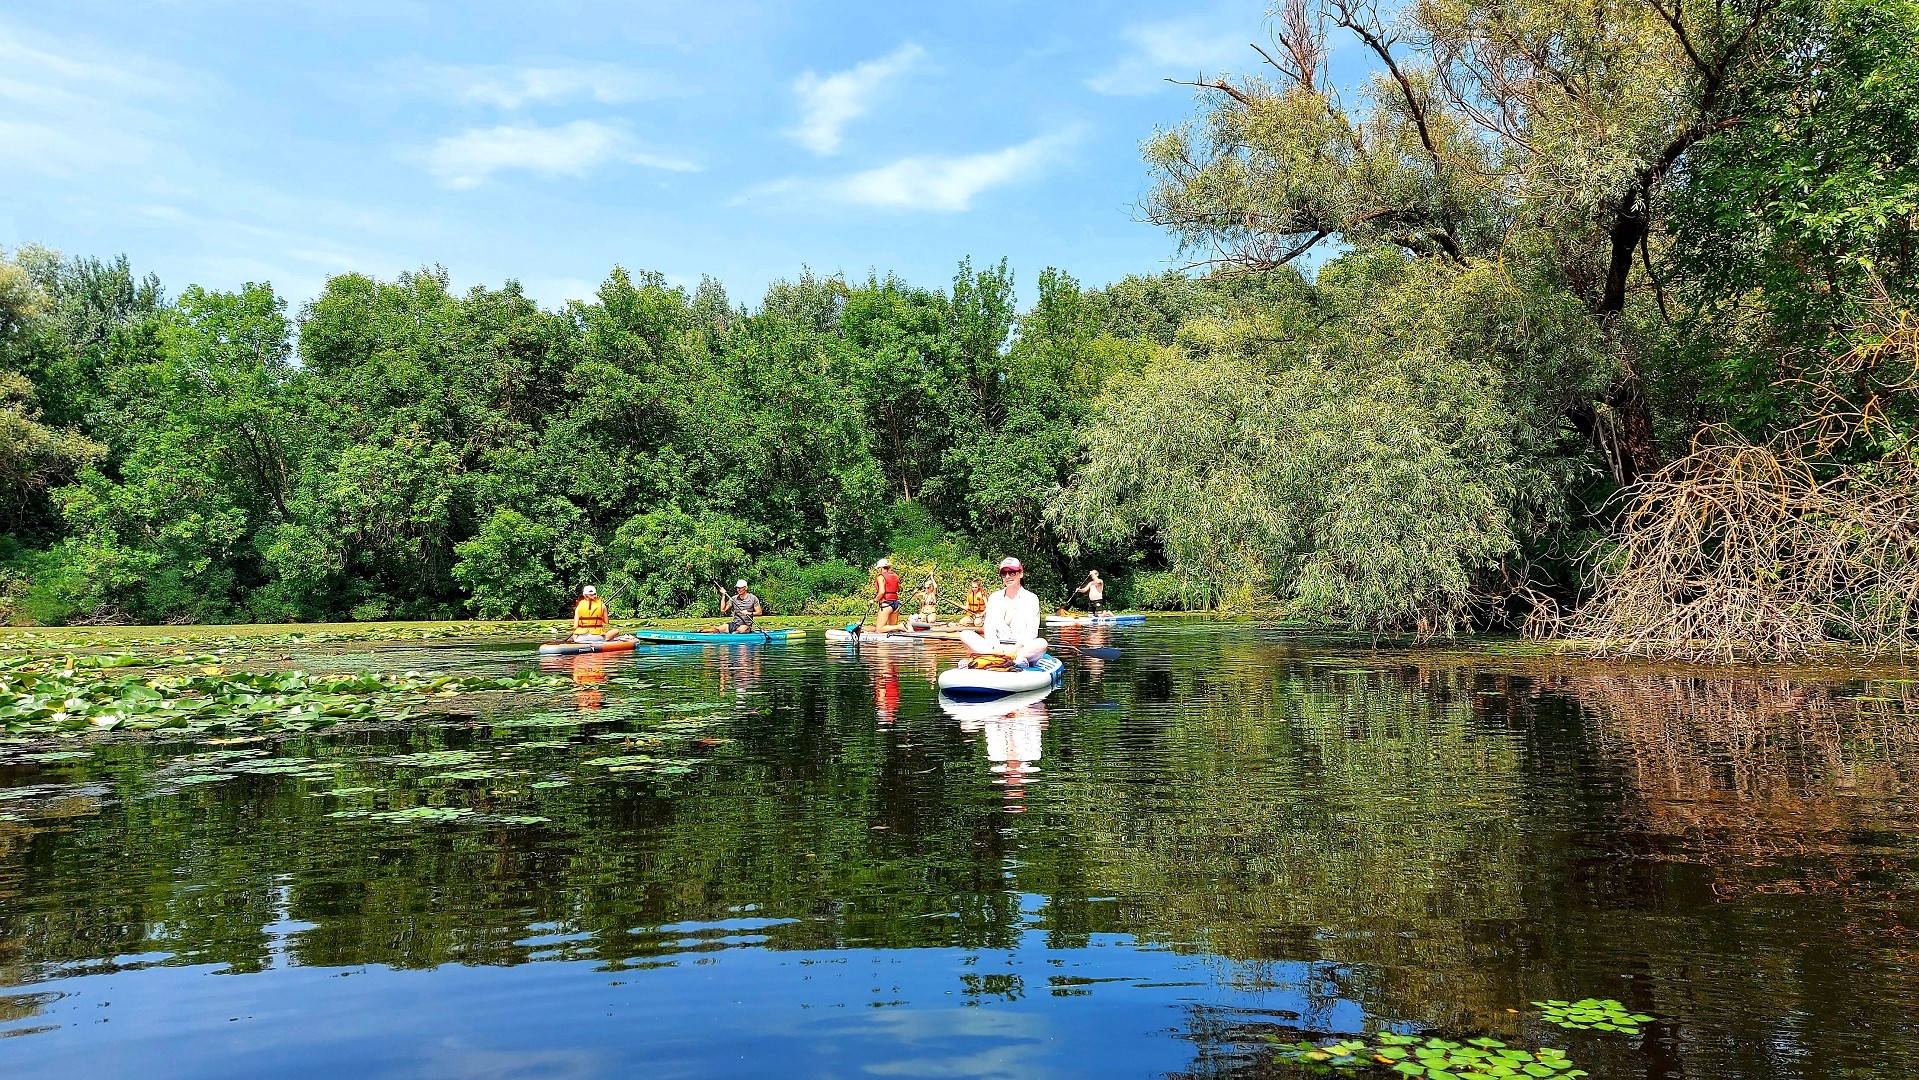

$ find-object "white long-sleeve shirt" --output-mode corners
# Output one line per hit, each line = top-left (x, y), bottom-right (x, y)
(982, 585), (1041, 645)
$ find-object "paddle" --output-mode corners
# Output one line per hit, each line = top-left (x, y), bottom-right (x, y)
(1050, 642), (1121, 661)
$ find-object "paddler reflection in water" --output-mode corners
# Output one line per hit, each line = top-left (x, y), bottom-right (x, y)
(954, 700), (1047, 810)
(571, 585), (612, 643)
(572, 651), (608, 710)
(873, 655), (900, 725)
(959, 557), (1048, 666)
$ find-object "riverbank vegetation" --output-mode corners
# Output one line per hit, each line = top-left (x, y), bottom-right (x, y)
(4, 0), (1918, 658)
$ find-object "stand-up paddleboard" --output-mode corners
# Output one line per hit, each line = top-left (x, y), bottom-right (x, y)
(537, 636), (640, 656)
(936, 654), (1065, 702)
(825, 628), (964, 644)
(541, 629), (801, 653)
(1045, 613), (1146, 627)
(937, 685), (1056, 719)
(625, 628), (803, 646)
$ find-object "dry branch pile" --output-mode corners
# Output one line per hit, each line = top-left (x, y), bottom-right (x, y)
(1560, 313), (1919, 660)
(1560, 433), (1919, 659)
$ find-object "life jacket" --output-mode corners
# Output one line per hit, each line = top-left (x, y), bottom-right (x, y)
(963, 653), (1020, 671)
(573, 597), (608, 632)
(964, 588), (988, 615)
(877, 569), (900, 602)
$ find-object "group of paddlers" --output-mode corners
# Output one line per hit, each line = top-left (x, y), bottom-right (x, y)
(565, 560), (1107, 670)
(566, 580), (764, 643)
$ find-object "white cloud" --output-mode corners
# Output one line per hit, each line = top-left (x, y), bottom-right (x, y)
(415, 61), (680, 109)
(0, 26), (195, 179)
(1087, 17), (1250, 96)
(748, 131), (1075, 214)
(787, 43), (925, 156)
(421, 120), (698, 189)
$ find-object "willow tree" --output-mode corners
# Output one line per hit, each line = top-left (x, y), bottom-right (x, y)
(1146, 0), (1783, 486)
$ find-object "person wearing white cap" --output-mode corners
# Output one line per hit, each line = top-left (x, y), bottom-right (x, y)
(719, 578), (762, 633)
(571, 585), (612, 643)
(871, 558), (903, 631)
(960, 557), (1047, 666)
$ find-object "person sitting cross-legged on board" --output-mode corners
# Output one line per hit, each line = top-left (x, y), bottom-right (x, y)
(959, 557), (1048, 667)
(571, 585), (612, 643)
(719, 579), (762, 633)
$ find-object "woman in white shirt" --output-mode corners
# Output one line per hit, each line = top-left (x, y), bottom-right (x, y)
(960, 557), (1048, 666)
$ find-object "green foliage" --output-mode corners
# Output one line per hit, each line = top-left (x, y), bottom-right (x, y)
(606, 505), (751, 617)
(1125, 570), (1213, 611)
(5, 0), (1915, 641)
(1056, 257), (1597, 633)
(1275, 1033), (1588, 1078)
(453, 509), (566, 618)
(1533, 999), (1654, 1035)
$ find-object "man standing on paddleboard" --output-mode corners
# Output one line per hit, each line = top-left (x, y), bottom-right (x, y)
(1071, 570), (1107, 613)
(961, 557), (1048, 666)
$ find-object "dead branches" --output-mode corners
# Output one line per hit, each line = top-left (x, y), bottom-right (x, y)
(1558, 428), (1919, 660)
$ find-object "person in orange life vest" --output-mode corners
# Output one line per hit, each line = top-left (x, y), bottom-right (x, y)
(872, 558), (903, 631)
(571, 585), (612, 643)
(961, 579), (988, 628)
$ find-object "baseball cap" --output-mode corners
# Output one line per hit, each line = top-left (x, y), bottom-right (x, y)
(875, 558), (890, 569)
(582, 585), (597, 596)
(735, 579), (748, 588)
(997, 557), (1022, 572)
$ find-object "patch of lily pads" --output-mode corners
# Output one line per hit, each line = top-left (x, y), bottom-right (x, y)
(1275, 1034), (1587, 1078)
(0, 622), (560, 652)
(0, 660), (570, 739)
(327, 805), (549, 826)
(1533, 999), (1653, 1035)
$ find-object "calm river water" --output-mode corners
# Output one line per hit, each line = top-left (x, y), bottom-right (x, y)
(0, 623), (1915, 1078)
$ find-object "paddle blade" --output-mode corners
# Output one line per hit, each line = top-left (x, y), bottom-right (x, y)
(1055, 645), (1120, 660)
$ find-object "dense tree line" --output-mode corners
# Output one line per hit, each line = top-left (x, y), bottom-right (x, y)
(5, 0), (1918, 643)
(0, 246), (1244, 623)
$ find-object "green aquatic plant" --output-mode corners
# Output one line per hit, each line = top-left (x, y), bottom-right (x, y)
(1533, 999), (1653, 1034)
(1275, 1033), (1587, 1078)
(0, 663), (567, 738)
(327, 805), (549, 826)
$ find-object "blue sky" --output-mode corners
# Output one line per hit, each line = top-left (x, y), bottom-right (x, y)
(0, 0), (1308, 312)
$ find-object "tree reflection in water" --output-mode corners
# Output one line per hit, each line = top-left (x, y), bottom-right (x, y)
(0, 630), (1916, 1078)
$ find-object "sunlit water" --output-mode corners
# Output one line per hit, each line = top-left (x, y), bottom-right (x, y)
(1, 624), (1916, 1078)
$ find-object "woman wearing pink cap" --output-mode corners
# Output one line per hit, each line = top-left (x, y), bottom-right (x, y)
(960, 557), (1049, 666)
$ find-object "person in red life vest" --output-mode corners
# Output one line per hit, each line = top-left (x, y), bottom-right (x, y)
(872, 558), (903, 631)
(571, 585), (612, 643)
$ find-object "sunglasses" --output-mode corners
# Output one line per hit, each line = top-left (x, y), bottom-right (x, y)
(999, 569), (1021, 576)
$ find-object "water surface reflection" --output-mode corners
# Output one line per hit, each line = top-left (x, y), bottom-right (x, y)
(0, 625), (1914, 1078)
